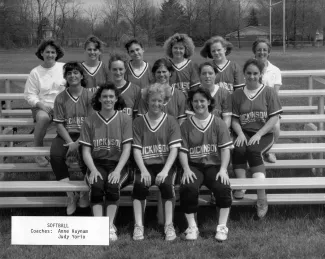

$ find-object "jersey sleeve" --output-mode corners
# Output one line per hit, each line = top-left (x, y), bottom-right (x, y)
(132, 117), (143, 150)
(79, 117), (92, 147)
(53, 93), (65, 123)
(137, 98), (148, 117)
(221, 89), (232, 116)
(121, 114), (133, 144)
(179, 121), (189, 153)
(267, 87), (283, 117)
(190, 62), (200, 88)
(233, 62), (245, 89)
(216, 118), (233, 149)
(177, 91), (187, 120)
(168, 117), (182, 147)
(231, 91), (240, 118)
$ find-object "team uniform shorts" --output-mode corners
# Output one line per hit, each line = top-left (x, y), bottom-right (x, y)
(180, 163), (232, 214)
(86, 159), (129, 204)
(132, 164), (176, 201)
(232, 130), (274, 174)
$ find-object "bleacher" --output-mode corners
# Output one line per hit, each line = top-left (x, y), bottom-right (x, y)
(1, 71), (325, 208)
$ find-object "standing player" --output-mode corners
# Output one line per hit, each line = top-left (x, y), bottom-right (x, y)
(137, 58), (187, 124)
(125, 39), (154, 89)
(79, 83), (132, 241)
(232, 59), (282, 218)
(50, 62), (93, 215)
(198, 62), (232, 129)
(164, 33), (200, 95)
(252, 38), (282, 163)
(132, 83), (182, 241)
(81, 35), (110, 93)
(24, 39), (66, 167)
(179, 87), (233, 241)
(200, 36), (245, 93)
(108, 52), (141, 118)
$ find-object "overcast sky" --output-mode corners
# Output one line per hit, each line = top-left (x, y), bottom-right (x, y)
(83, 0), (163, 8)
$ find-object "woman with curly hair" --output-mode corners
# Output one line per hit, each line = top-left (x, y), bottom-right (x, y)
(200, 36), (245, 93)
(125, 39), (154, 89)
(50, 62), (93, 215)
(164, 33), (200, 94)
(137, 58), (187, 124)
(24, 39), (66, 167)
(81, 35), (110, 93)
(132, 83), (182, 241)
(79, 83), (132, 241)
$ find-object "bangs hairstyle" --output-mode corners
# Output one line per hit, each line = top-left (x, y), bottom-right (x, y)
(200, 36), (233, 59)
(164, 33), (195, 59)
(252, 38), (272, 54)
(91, 82), (126, 111)
(84, 35), (104, 52)
(63, 62), (87, 87)
(198, 61), (218, 74)
(108, 51), (129, 70)
(243, 58), (265, 74)
(152, 58), (174, 75)
(187, 86), (215, 113)
(35, 39), (64, 61)
(142, 83), (172, 105)
(124, 39), (143, 52)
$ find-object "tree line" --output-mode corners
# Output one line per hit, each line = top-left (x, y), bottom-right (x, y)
(0, 0), (324, 48)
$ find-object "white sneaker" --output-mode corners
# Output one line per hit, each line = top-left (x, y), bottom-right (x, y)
(133, 224), (144, 240)
(79, 191), (90, 208)
(35, 156), (49, 167)
(164, 224), (176, 241)
(264, 152), (277, 163)
(110, 224), (118, 241)
(66, 193), (78, 215)
(184, 226), (199, 240)
(233, 190), (246, 199)
(257, 198), (268, 218)
(215, 225), (228, 242)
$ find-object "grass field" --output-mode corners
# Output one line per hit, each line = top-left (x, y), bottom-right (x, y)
(1, 46), (325, 259)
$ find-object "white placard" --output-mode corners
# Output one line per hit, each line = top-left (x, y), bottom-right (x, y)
(11, 216), (110, 246)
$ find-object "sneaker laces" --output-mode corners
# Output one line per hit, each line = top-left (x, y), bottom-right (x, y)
(134, 225), (143, 236)
(217, 225), (228, 234)
(185, 225), (198, 234)
(165, 224), (175, 236)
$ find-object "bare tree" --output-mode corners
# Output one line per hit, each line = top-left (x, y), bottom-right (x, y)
(84, 5), (102, 34)
(120, 0), (148, 38)
(183, 0), (203, 37)
(102, 0), (122, 45)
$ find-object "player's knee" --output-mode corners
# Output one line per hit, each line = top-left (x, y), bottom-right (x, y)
(36, 111), (51, 124)
(90, 185), (105, 203)
(105, 184), (120, 202)
(159, 182), (174, 200)
(132, 182), (148, 200)
(180, 184), (198, 201)
(212, 186), (232, 208)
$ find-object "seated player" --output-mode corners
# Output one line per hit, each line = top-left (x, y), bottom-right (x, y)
(179, 87), (233, 241)
(132, 83), (182, 241)
(80, 83), (132, 241)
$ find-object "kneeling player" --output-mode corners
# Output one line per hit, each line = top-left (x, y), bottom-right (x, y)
(132, 83), (182, 241)
(79, 83), (132, 241)
(179, 87), (233, 241)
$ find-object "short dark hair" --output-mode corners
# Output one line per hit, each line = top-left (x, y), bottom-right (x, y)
(198, 62), (217, 75)
(91, 82), (126, 111)
(125, 39), (143, 52)
(152, 58), (174, 75)
(35, 39), (64, 61)
(84, 35), (104, 51)
(243, 58), (265, 74)
(63, 62), (87, 87)
(252, 38), (271, 54)
(187, 86), (215, 113)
